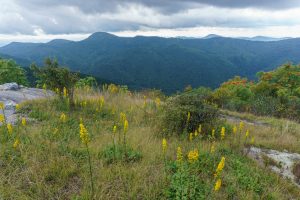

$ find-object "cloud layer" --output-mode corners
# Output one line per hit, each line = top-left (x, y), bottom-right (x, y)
(0, 0), (300, 44)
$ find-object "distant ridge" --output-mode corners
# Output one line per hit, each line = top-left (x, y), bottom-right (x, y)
(0, 32), (300, 93)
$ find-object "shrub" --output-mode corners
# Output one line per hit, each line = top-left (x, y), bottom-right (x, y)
(0, 58), (28, 85)
(158, 87), (219, 136)
(31, 58), (79, 107)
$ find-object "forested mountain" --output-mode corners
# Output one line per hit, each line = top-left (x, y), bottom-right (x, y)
(1, 32), (300, 93)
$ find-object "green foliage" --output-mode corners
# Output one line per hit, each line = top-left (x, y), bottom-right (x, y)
(213, 64), (300, 120)
(76, 76), (97, 88)
(159, 87), (219, 136)
(0, 58), (28, 85)
(31, 58), (79, 106)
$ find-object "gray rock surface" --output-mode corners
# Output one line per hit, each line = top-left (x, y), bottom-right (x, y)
(0, 83), (53, 125)
(246, 146), (300, 187)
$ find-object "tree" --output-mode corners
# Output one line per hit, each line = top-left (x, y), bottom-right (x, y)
(0, 58), (28, 85)
(31, 58), (79, 107)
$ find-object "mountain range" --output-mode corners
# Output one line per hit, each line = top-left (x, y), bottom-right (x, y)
(0, 32), (300, 93)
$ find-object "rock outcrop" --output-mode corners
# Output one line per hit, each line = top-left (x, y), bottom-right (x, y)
(0, 82), (53, 125)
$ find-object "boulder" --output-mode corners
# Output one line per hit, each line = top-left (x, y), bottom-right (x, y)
(0, 82), (20, 91)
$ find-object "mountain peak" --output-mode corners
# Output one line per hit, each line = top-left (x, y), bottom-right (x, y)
(202, 34), (223, 39)
(87, 32), (117, 40)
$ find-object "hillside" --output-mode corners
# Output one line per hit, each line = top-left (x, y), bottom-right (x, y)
(0, 85), (300, 199)
(1, 32), (300, 93)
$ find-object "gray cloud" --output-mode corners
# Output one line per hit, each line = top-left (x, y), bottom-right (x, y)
(0, 0), (300, 35)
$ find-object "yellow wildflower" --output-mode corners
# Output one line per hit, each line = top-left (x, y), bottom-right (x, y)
(187, 112), (191, 123)
(13, 139), (20, 149)
(124, 119), (129, 133)
(0, 114), (4, 123)
(21, 117), (26, 126)
(239, 121), (244, 131)
(113, 125), (117, 134)
(120, 112), (126, 122)
(194, 130), (198, 137)
(60, 113), (66, 123)
(245, 130), (249, 138)
(212, 129), (215, 139)
(7, 123), (13, 134)
(63, 87), (68, 97)
(198, 124), (202, 134)
(0, 102), (4, 110)
(221, 127), (225, 140)
(162, 138), (167, 153)
(79, 123), (90, 145)
(233, 126), (237, 134)
(214, 179), (222, 191)
(176, 147), (183, 163)
(15, 104), (20, 110)
(189, 132), (193, 141)
(188, 149), (199, 163)
(155, 97), (161, 107)
(215, 157), (225, 177)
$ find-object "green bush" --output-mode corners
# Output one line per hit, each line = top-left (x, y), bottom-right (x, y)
(0, 58), (28, 85)
(158, 87), (220, 136)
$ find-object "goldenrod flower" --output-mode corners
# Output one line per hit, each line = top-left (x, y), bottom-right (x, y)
(187, 112), (191, 123)
(239, 121), (244, 131)
(215, 157), (225, 177)
(0, 114), (4, 123)
(79, 123), (90, 145)
(221, 127), (225, 140)
(21, 117), (26, 126)
(60, 113), (66, 123)
(189, 132), (193, 141)
(214, 179), (222, 191)
(0, 102), (4, 110)
(155, 98), (161, 107)
(120, 112), (126, 122)
(63, 87), (68, 97)
(176, 147), (183, 163)
(188, 149), (199, 163)
(162, 138), (167, 153)
(211, 142), (215, 153)
(233, 126), (237, 134)
(198, 124), (202, 134)
(13, 139), (20, 149)
(113, 125), (117, 134)
(7, 123), (13, 134)
(245, 130), (249, 138)
(124, 119), (129, 133)
(194, 130), (198, 137)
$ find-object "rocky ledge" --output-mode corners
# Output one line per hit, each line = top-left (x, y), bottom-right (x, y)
(0, 83), (53, 125)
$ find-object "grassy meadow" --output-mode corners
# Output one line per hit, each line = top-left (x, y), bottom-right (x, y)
(0, 87), (300, 199)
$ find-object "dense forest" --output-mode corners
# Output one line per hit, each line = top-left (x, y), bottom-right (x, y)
(1, 32), (300, 93)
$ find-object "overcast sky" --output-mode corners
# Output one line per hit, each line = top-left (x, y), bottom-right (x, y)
(1, 0), (300, 46)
